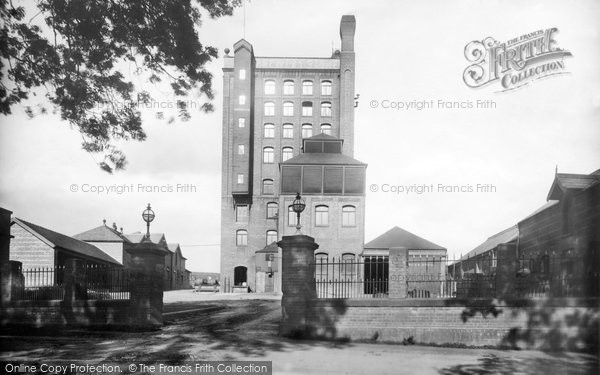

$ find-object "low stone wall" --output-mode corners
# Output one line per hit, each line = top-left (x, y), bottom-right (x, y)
(304, 298), (599, 351)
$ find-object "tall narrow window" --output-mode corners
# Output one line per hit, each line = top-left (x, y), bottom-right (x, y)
(237, 144), (245, 155)
(283, 101), (294, 116)
(302, 101), (313, 116)
(282, 147), (294, 161)
(342, 205), (356, 227)
(264, 102), (275, 116)
(288, 206), (298, 227)
(282, 124), (294, 138)
(321, 80), (332, 95)
(266, 230), (278, 245)
(236, 230), (248, 246)
(239, 69), (246, 80)
(315, 205), (329, 226)
(236, 205), (248, 222)
(266, 202), (278, 219)
(262, 179), (274, 195)
(283, 80), (294, 95)
(237, 174), (244, 184)
(321, 102), (332, 116)
(238, 118), (245, 128)
(264, 123), (275, 138)
(302, 124), (313, 138)
(320, 124), (332, 135)
(264, 80), (275, 95)
(238, 95), (246, 105)
(263, 147), (274, 163)
(302, 80), (313, 95)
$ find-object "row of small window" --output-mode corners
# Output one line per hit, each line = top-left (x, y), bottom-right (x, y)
(235, 204), (357, 227)
(235, 229), (278, 247)
(263, 80), (332, 96)
(255, 101), (332, 117)
(260, 123), (331, 138)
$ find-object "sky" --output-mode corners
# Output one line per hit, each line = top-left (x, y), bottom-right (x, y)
(1, 0), (599, 272)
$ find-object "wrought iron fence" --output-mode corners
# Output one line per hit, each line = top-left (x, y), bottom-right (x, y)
(313, 256), (388, 298)
(15, 266), (66, 300)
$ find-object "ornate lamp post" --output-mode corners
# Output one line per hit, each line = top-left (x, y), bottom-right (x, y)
(141, 203), (155, 242)
(291, 193), (306, 234)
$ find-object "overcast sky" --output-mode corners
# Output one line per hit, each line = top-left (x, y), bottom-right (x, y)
(1, 0), (599, 272)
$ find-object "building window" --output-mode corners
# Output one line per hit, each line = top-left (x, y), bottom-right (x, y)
(282, 124), (293, 139)
(283, 80), (294, 95)
(282, 147), (293, 161)
(238, 95), (246, 105)
(302, 124), (313, 138)
(302, 101), (313, 116)
(264, 80), (275, 95)
(236, 230), (248, 246)
(321, 102), (332, 116)
(315, 205), (329, 226)
(302, 80), (313, 95)
(266, 230), (278, 245)
(264, 123), (275, 138)
(342, 205), (356, 227)
(288, 205), (298, 227)
(237, 174), (244, 184)
(263, 147), (274, 163)
(342, 253), (356, 275)
(238, 118), (245, 128)
(239, 69), (246, 80)
(263, 179), (274, 195)
(264, 102), (275, 116)
(267, 202), (278, 219)
(237, 144), (245, 155)
(321, 124), (332, 135)
(321, 80), (332, 95)
(283, 101), (294, 116)
(236, 205), (248, 222)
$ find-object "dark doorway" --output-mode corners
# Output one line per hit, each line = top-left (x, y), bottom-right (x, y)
(363, 256), (388, 295)
(234, 266), (247, 286)
(265, 273), (275, 292)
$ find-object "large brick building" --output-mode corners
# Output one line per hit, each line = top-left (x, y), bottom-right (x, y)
(220, 15), (364, 292)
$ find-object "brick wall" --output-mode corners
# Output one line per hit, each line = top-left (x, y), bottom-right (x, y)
(9, 224), (55, 268)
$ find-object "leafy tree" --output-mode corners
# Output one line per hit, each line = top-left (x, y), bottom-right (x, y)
(1, 0), (240, 172)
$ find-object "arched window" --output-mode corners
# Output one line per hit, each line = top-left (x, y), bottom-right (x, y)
(283, 101), (294, 116)
(342, 253), (356, 275)
(264, 123), (275, 138)
(283, 80), (294, 95)
(302, 101), (313, 116)
(266, 230), (278, 245)
(320, 124), (332, 135)
(288, 206), (298, 227)
(302, 80), (313, 95)
(236, 230), (248, 246)
(262, 179), (274, 195)
(321, 102), (332, 116)
(315, 205), (329, 226)
(321, 80), (332, 95)
(282, 147), (294, 161)
(264, 80), (275, 95)
(263, 147), (274, 163)
(302, 124), (313, 138)
(264, 101), (275, 116)
(342, 205), (356, 227)
(282, 124), (294, 138)
(266, 202), (278, 219)
(315, 252), (329, 280)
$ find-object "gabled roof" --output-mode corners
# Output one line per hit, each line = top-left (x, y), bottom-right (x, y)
(520, 200), (560, 222)
(460, 225), (518, 260)
(256, 242), (279, 254)
(13, 218), (121, 265)
(304, 133), (342, 141)
(364, 226), (446, 250)
(547, 171), (600, 200)
(125, 232), (166, 245)
(167, 243), (187, 260)
(73, 224), (130, 243)
(281, 152), (366, 166)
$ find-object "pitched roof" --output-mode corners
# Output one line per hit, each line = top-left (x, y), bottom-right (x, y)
(304, 133), (342, 141)
(547, 171), (600, 200)
(125, 232), (166, 245)
(167, 243), (187, 259)
(460, 225), (518, 260)
(73, 224), (130, 243)
(364, 226), (446, 250)
(281, 152), (366, 166)
(256, 242), (279, 254)
(520, 200), (560, 221)
(13, 218), (121, 265)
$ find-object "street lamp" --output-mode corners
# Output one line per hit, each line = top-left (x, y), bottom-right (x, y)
(142, 203), (155, 242)
(292, 193), (306, 234)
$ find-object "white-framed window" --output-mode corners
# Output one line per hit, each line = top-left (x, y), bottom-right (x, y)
(236, 205), (248, 222)
(237, 174), (244, 184)
(236, 230), (248, 246)
(302, 124), (313, 138)
(238, 118), (245, 128)
(239, 95), (246, 105)
(321, 101), (332, 116)
(342, 205), (356, 227)
(321, 80), (332, 95)
(263, 179), (274, 195)
(239, 69), (246, 80)
(282, 124), (294, 139)
(282, 147), (294, 161)
(266, 202), (278, 219)
(264, 102), (275, 116)
(283, 101), (294, 116)
(266, 230), (278, 245)
(302, 80), (313, 95)
(302, 101), (313, 116)
(264, 80), (275, 95)
(288, 206), (298, 227)
(315, 205), (329, 226)
(320, 124), (332, 135)
(237, 144), (245, 155)
(264, 123), (275, 138)
(263, 147), (274, 163)
(341, 253), (356, 275)
(283, 80), (294, 95)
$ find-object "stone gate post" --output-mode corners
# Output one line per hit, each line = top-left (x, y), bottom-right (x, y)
(389, 247), (408, 298)
(0, 207), (13, 307)
(496, 243), (517, 299)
